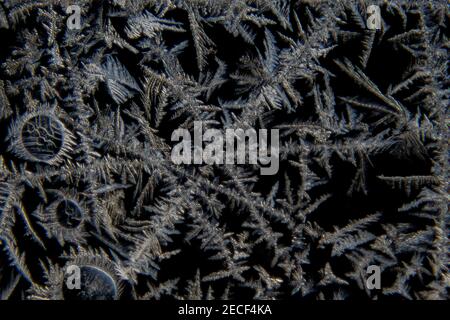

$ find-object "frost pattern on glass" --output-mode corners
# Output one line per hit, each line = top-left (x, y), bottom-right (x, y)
(0, 0), (447, 300)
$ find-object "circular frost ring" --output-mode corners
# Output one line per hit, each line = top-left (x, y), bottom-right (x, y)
(63, 266), (118, 300)
(56, 199), (84, 229)
(20, 114), (65, 161)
